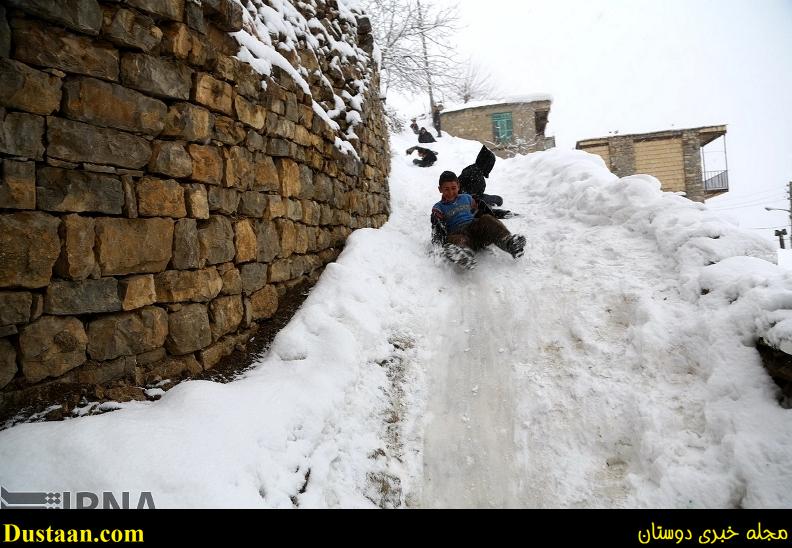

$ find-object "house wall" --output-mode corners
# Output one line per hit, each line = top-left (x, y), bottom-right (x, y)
(440, 100), (552, 158)
(634, 137), (685, 193)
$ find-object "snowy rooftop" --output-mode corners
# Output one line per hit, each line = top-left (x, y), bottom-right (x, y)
(441, 94), (553, 114)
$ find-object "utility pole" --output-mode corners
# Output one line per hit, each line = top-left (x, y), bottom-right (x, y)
(416, 0), (435, 112)
(788, 180), (792, 239)
(776, 229), (787, 249)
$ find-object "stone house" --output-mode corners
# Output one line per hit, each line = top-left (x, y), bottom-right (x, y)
(576, 125), (729, 202)
(439, 97), (555, 158)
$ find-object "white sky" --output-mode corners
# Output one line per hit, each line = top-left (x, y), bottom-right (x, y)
(388, 0), (792, 243)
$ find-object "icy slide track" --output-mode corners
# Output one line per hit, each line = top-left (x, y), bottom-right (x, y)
(1, 130), (791, 508)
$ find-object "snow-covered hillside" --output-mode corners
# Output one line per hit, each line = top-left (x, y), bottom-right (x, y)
(2, 130), (792, 508)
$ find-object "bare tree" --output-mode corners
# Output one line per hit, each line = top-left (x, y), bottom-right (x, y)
(362, 0), (461, 103)
(454, 61), (496, 103)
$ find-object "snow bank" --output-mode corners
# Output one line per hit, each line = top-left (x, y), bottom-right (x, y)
(500, 148), (792, 354)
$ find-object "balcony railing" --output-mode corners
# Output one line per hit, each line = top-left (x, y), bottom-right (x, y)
(703, 169), (729, 191)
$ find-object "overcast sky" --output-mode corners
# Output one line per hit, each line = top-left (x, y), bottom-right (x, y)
(388, 0), (792, 242)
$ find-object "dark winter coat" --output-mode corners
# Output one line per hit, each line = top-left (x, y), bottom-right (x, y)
(418, 128), (436, 143)
(458, 145), (496, 196)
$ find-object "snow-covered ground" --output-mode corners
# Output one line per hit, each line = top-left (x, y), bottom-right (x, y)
(2, 130), (792, 508)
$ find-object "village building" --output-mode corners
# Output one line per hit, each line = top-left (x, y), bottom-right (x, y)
(576, 125), (729, 202)
(439, 96), (556, 158)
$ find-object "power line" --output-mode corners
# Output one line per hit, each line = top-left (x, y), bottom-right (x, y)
(708, 196), (788, 211)
(706, 187), (786, 205)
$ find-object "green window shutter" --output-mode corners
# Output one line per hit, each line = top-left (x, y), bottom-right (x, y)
(491, 112), (513, 144)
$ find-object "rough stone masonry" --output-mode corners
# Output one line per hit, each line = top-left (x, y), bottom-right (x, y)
(0, 0), (391, 416)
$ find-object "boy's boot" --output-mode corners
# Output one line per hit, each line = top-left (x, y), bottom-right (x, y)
(497, 234), (526, 259)
(443, 243), (477, 270)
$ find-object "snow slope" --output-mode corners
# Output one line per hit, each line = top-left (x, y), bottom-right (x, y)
(2, 131), (792, 508)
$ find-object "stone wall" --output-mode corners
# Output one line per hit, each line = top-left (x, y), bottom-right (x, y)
(440, 100), (552, 158)
(0, 0), (390, 415)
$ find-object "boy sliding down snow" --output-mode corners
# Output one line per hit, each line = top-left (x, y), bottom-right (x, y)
(430, 170), (526, 270)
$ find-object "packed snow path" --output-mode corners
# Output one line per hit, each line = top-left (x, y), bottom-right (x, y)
(1, 130), (790, 508)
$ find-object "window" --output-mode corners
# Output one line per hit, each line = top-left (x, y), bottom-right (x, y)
(491, 112), (513, 144)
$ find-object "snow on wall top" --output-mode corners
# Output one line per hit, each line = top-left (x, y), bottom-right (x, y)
(230, 0), (374, 157)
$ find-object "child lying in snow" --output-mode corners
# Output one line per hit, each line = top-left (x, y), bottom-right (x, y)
(406, 146), (438, 167)
(430, 170), (525, 269)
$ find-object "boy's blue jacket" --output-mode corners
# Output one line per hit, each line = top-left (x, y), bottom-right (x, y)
(431, 193), (475, 234)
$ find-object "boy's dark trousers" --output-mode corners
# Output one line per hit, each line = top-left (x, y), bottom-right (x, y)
(446, 215), (510, 251)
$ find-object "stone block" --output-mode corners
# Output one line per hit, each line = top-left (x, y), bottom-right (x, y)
(13, 19), (118, 80)
(37, 166), (124, 214)
(0, 338), (16, 389)
(0, 6), (9, 58)
(268, 259), (291, 283)
(202, 0), (243, 32)
(0, 291), (32, 326)
(220, 267), (242, 295)
(239, 262), (267, 295)
(154, 267), (222, 303)
(223, 146), (254, 189)
(198, 216), (235, 265)
(62, 76), (166, 135)
(73, 355), (135, 385)
(234, 95), (266, 129)
(47, 117), (151, 169)
(302, 200), (321, 225)
(209, 295), (243, 340)
(286, 199), (302, 221)
(55, 214), (97, 280)
(20, 316), (87, 383)
(160, 22), (191, 59)
(87, 306), (168, 361)
(119, 274), (156, 311)
(184, 1), (206, 34)
(246, 130), (265, 151)
(239, 191), (267, 218)
(193, 72), (233, 115)
(0, 212), (60, 289)
(125, 0), (184, 22)
(135, 177), (186, 218)
(276, 158), (301, 197)
(207, 186), (240, 215)
(6, 0), (102, 35)
(0, 58), (62, 116)
(188, 144), (223, 185)
(95, 218), (174, 275)
(184, 183), (210, 219)
(148, 141), (192, 179)
(121, 53), (192, 100)
(199, 336), (233, 369)
(102, 7), (162, 52)
(45, 278), (122, 315)
(248, 285), (278, 320)
(0, 111), (45, 160)
(267, 195), (286, 219)
(171, 218), (201, 270)
(162, 103), (213, 142)
(138, 354), (201, 383)
(213, 115), (246, 145)
(253, 153), (279, 192)
(294, 224), (309, 254)
(0, 160), (36, 210)
(166, 303), (211, 354)
(275, 218), (296, 258)
(255, 220), (281, 263)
